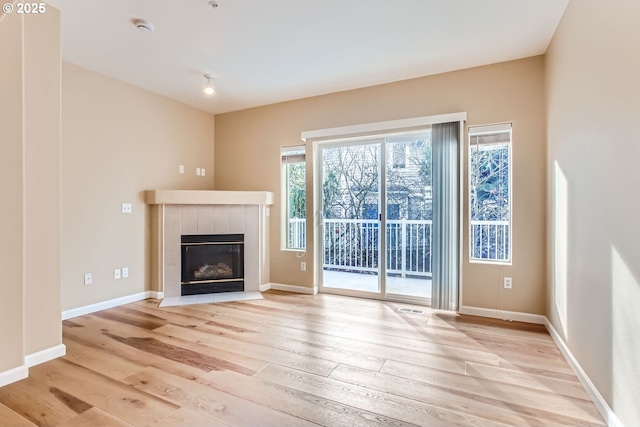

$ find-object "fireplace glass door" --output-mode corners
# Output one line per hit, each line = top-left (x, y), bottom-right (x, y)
(181, 234), (244, 295)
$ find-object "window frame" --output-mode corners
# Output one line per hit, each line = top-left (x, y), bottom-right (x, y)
(281, 145), (307, 251)
(468, 123), (513, 265)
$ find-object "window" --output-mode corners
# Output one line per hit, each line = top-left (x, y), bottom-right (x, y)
(469, 123), (512, 263)
(281, 145), (306, 250)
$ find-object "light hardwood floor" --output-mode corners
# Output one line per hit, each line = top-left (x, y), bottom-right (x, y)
(0, 291), (604, 426)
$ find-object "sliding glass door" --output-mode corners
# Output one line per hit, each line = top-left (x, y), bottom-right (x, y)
(318, 134), (434, 302)
(384, 135), (432, 299)
(320, 141), (382, 294)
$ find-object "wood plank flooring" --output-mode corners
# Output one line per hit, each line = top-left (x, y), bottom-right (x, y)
(0, 291), (605, 426)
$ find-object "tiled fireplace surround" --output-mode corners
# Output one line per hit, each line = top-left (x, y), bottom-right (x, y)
(146, 190), (274, 298)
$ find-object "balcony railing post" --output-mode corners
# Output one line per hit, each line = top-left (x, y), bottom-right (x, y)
(401, 218), (407, 278)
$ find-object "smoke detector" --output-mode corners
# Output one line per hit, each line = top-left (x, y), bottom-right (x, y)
(133, 19), (154, 33)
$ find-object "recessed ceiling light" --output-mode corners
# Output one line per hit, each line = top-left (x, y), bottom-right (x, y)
(133, 19), (154, 33)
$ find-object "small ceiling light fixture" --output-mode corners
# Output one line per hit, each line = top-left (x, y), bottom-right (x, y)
(133, 19), (154, 33)
(203, 74), (216, 96)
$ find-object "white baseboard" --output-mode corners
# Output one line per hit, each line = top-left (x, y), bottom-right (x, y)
(544, 319), (623, 427)
(62, 291), (157, 320)
(25, 344), (66, 367)
(0, 365), (28, 388)
(259, 283), (271, 292)
(149, 291), (164, 299)
(0, 345), (67, 388)
(267, 283), (318, 295)
(458, 305), (546, 324)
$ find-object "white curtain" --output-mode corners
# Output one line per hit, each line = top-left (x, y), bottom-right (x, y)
(431, 122), (460, 310)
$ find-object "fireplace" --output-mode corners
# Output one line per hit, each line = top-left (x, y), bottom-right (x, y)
(181, 234), (244, 295)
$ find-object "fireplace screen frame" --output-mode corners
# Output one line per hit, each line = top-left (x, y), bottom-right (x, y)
(181, 233), (245, 295)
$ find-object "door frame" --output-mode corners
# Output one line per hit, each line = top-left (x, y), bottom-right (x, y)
(305, 112), (467, 306)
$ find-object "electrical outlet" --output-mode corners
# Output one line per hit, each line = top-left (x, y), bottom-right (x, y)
(504, 277), (512, 289)
(114, 268), (121, 280)
(300, 262), (306, 271)
(179, 164), (184, 174)
(121, 203), (132, 214)
(84, 273), (93, 285)
(122, 267), (129, 278)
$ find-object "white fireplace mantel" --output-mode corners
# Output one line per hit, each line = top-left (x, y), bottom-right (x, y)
(146, 190), (274, 299)
(145, 189), (274, 206)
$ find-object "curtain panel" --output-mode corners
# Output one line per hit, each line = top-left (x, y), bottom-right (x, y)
(431, 121), (460, 310)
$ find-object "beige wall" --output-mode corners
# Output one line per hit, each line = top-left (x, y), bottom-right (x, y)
(0, 5), (62, 373)
(546, 1), (640, 425)
(215, 56), (547, 314)
(24, 8), (62, 356)
(0, 9), (26, 373)
(61, 62), (215, 310)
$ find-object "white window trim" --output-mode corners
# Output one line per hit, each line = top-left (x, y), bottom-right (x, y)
(281, 145), (306, 251)
(468, 123), (511, 135)
(301, 112), (467, 143)
(468, 123), (513, 265)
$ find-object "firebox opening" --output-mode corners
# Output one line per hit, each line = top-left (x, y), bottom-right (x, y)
(181, 234), (244, 296)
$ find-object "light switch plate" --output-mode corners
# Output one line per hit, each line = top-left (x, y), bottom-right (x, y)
(114, 269), (121, 280)
(84, 273), (92, 285)
(122, 267), (129, 278)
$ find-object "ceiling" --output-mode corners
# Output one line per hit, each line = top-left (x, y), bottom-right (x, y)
(46, 0), (568, 115)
